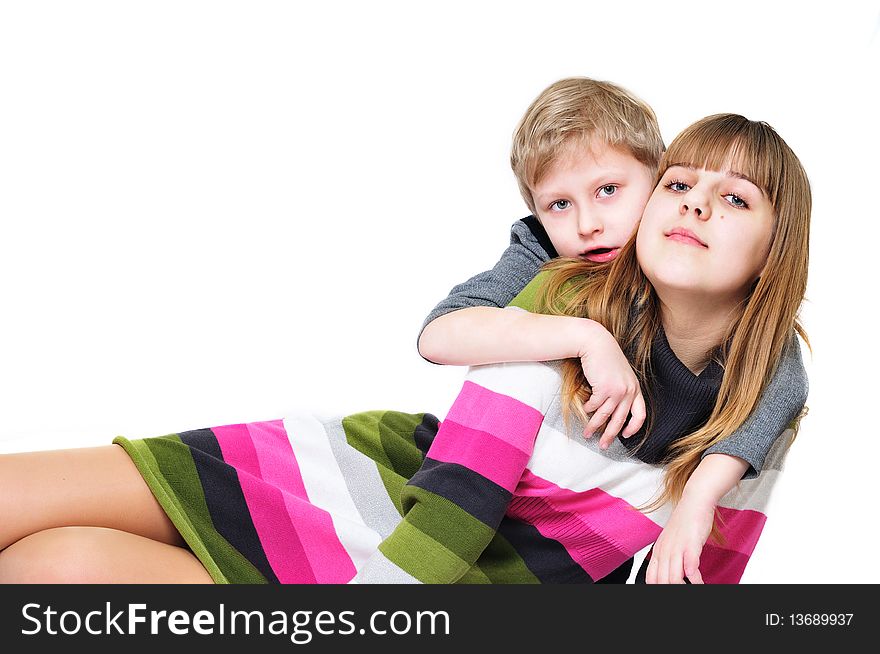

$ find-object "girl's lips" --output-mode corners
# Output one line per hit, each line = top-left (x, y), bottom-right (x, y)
(581, 247), (620, 263)
(666, 232), (708, 248)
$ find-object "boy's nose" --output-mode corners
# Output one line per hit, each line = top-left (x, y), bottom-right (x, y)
(577, 210), (603, 235)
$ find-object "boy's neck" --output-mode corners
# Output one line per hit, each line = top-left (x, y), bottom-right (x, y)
(657, 293), (740, 375)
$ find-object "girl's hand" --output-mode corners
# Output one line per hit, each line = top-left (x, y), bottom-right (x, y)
(645, 496), (715, 584)
(579, 321), (646, 448)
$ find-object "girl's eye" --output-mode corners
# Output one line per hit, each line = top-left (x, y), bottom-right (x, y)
(597, 185), (617, 198)
(724, 194), (749, 209)
(550, 199), (571, 211)
(665, 180), (690, 192)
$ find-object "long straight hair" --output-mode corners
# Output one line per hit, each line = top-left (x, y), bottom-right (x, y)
(534, 113), (811, 513)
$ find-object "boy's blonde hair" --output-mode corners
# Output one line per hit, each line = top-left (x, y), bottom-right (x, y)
(510, 77), (665, 215)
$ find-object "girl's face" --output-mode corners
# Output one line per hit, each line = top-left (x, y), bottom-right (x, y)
(636, 164), (775, 304)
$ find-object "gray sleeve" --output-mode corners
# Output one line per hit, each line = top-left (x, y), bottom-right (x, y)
(703, 335), (808, 479)
(417, 220), (553, 352)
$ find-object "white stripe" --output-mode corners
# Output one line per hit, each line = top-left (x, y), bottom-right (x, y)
(528, 420), (783, 520)
(464, 360), (561, 413)
(719, 468), (783, 513)
(526, 421), (674, 526)
(282, 413), (381, 568)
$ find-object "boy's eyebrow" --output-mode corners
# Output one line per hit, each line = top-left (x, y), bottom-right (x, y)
(532, 169), (635, 201)
(666, 163), (760, 189)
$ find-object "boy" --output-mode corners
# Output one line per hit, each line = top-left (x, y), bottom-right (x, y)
(417, 78), (808, 583)
(420, 78), (663, 443)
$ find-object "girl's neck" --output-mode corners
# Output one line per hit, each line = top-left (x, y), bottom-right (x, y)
(657, 293), (740, 375)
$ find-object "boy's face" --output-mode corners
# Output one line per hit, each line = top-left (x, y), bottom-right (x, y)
(531, 143), (656, 262)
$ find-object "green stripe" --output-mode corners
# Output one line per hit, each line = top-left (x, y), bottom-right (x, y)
(113, 435), (265, 584)
(456, 564), (493, 584)
(467, 533), (541, 583)
(508, 272), (548, 311)
(143, 436), (265, 584)
(400, 487), (495, 562)
(509, 270), (582, 316)
(377, 411), (425, 479)
(342, 411), (428, 515)
(342, 412), (394, 469)
(377, 519), (470, 584)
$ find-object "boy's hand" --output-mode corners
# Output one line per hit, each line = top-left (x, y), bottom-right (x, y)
(644, 496), (714, 584)
(579, 321), (646, 448)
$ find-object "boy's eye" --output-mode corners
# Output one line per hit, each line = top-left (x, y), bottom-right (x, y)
(665, 180), (690, 192)
(550, 199), (571, 211)
(597, 185), (617, 198)
(724, 194), (749, 209)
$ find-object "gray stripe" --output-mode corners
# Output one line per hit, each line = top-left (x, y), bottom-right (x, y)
(323, 417), (402, 539)
(540, 371), (645, 464)
(719, 468), (782, 513)
(351, 551), (421, 584)
(760, 429), (794, 473)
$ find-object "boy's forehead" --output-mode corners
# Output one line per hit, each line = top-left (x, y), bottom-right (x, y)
(536, 140), (649, 184)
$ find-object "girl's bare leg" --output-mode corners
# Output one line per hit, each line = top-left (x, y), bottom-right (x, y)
(0, 445), (182, 551)
(0, 526), (213, 583)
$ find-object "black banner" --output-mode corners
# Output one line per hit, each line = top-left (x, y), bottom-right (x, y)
(0, 584), (873, 651)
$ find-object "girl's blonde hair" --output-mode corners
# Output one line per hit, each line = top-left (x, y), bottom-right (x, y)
(534, 113), (811, 515)
(510, 77), (665, 216)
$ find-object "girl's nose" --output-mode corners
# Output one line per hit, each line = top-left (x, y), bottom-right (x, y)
(679, 194), (711, 221)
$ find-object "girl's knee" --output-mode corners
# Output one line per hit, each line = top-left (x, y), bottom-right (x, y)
(0, 526), (110, 583)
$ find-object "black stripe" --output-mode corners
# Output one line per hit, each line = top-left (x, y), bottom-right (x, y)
(497, 517), (594, 583)
(521, 215), (559, 259)
(408, 458), (512, 528)
(178, 428), (279, 584)
(412, 413), (440, 456)
(595, 557), (634, 584)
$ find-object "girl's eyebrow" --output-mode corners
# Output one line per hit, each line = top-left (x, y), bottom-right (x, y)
(666, 163), (760, 189)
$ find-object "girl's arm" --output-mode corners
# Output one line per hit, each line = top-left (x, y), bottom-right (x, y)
(645, 453), (749, 584)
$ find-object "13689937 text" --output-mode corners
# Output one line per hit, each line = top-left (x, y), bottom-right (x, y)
(765, 613), (854, 627)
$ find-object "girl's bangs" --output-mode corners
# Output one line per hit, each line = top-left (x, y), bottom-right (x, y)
(660, 115), (784, 204)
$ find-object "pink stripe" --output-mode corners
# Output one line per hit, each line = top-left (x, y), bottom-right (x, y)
(246, 421), (309, 499)
(445, 381), (543, 453)
(700, 544), (750, 584)
(715, 505), (767, 557)
(509, 471), (661, 580)
(213, 423), (317, 583)
(428, 420), (532, 492)
(245, 421), (355, 583)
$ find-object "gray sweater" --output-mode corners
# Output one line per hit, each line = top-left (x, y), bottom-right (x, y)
(420, 217), (809, 479)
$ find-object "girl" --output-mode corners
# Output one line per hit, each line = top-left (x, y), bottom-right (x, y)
(0, 113), (810, 584)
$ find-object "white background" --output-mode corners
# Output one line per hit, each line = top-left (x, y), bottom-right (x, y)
(1, 1), (878, 583)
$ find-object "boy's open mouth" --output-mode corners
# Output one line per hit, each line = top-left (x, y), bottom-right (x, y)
(581, 247), (619, 263)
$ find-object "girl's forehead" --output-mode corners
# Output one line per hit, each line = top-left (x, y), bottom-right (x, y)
(663, 162), (761, 189)
(667, 135), (774, 184)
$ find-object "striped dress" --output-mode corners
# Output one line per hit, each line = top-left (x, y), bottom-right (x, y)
(113, 359), (791, 584)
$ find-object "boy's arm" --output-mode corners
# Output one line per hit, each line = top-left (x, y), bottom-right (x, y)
(421, 307), (608, 366)
(350, 361), (556, 584)
(702, 335), (808, 479)
(418, 217), (555, 364)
